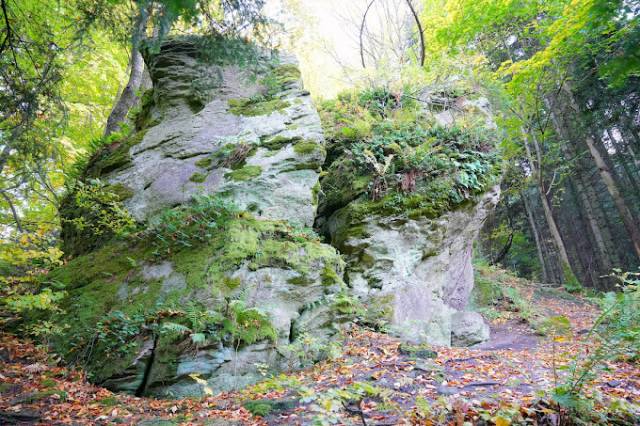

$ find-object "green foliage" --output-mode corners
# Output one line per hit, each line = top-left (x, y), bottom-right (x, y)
(226, 61), (303, 117)
(546, 271), (640, 423)
(95, 310), (146, 358)
(22, 389), (68, 403)
(562, 263), (582, 293)
(242, 397), (299, 417)
(146, 194), (237, 256)
(4, 288), (66, 314)
(223, 300), (277, 346)
(356, 86), (414, 118)
(243, 400), (273, 416)
(299, 381), (393, 425)
(79, 128), (147, 180)
(72, 299), (276, 382)
(279, 331), (341, 370)
(59, 179), (136, 257)
(472, 263), (546, 331)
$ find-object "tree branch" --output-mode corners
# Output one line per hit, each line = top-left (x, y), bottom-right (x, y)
(404, 0), (425, 66)
(360, 0), (376, 68)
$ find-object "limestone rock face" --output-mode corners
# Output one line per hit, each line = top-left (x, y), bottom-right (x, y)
(52, 38), (348, 397)
(109, 39), (325, 227)
(326, 186), (499, 346)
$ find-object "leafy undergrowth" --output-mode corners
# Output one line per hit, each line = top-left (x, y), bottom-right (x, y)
(2, 270), (639, 425)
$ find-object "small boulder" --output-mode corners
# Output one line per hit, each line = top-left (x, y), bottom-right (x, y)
(451, 311), (490, 346)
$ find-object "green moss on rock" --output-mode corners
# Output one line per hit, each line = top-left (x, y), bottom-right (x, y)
(271, 64), (301, 85)
(293, 140), (321, 155)
(321, 264), (341, 287)
(195, 158), (213, 168)
(261, 135), (301, 151)
(398, 343), (437, 359)
(189, 172), (207, 183)
(243, 398), (298, 417)
(287, 274), (312, 286)
(319, 157), (371, 215)
(84, 130), (147, 178)
(224, 165), (262, 181)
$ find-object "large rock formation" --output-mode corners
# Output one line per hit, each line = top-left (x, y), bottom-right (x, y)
(50, 37), (500, 398)
(52, 37), (351, 397)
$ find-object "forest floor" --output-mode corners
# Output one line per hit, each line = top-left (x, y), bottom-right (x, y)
(1, 271), (639, 425)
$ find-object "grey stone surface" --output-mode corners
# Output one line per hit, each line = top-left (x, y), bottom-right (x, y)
(327, 185), (500, 346)
(106, 41), (325, 228)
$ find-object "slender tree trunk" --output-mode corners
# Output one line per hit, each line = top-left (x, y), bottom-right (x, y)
(104, 7), (150, 137)
(564, 178), (598, 287)
(573, 173), (612, 270)
(521, 127), (574, 270)
(606, 129), (640, 208)
(0, 190), (22, 232)
(522, 191), (549, 283)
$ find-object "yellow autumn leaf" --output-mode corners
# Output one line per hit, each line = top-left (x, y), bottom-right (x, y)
(494, 416), (511, 426)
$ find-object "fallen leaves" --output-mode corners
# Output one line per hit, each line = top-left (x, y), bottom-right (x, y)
(1, 284), (639, 425)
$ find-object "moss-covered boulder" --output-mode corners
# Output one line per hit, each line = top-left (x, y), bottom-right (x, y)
(50, 36), (349, 397)
(316, 86), (501, 346)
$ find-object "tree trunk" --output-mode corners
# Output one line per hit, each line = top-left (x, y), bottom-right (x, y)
(104, 49), (145, 136)
(564, 178), (598, 287)
(522, 191), (549, 283)
(583, 132), (640, 260)
(572, 172), (612, 271)
(521, 127), (574, 270)
(104, 7), (150, 137)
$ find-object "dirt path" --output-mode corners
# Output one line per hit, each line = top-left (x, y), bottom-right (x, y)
(254, 287), (638, 425)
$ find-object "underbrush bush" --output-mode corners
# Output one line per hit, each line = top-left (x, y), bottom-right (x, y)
(59, 179), (137, 257)
(472, 263), (546, 330)
(0, 232), (67, 343)
(74, 298), (277, 381)
(543, 270), (640, 423)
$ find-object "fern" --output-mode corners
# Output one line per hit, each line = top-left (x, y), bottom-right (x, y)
(160, 322), (191, 337)
(190, 332), (207, 345)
